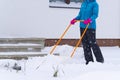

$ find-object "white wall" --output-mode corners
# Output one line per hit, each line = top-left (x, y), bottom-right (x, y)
(0, 0), (119, 38)
(97, 0), (120, 39)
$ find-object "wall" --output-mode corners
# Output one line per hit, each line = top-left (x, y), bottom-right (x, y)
(97, 0), (120, 39)
(0, 0), (119, 38)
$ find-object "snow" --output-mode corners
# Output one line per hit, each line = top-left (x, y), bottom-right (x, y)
(0, 43), (40, 46)
(0, 45), (120, 80)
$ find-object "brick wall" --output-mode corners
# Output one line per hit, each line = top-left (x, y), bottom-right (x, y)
(45, 39), (120, 47)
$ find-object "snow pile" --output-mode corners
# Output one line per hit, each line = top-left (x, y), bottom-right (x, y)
(0, 45), (120, 80)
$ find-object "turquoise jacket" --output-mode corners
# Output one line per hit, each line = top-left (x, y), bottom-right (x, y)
(75, 0), (99, 29)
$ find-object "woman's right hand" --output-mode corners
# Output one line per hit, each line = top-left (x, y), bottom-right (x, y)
(70, 19), (77, 25)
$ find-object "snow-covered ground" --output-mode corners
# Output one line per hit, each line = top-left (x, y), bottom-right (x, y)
(0, 45), (120, 80)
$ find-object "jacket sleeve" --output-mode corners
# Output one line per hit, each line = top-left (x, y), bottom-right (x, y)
(90, 3), (99, 21)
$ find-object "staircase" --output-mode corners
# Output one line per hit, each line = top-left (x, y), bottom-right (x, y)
(0, 38), (45, 52)
(0, 38), (46, 59)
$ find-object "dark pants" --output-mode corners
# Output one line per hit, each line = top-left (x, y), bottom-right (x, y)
(80, 28), (104, 63)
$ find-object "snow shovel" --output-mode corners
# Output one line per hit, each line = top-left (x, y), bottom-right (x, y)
(50, 20), (84, 55)
(35, 20), (85, 70)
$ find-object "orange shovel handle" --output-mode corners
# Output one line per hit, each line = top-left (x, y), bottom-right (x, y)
(50, 20), (83, 55)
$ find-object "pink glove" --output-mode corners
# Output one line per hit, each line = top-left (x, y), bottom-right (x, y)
(70, 19), (77, 25)
(83, 18), (92, 24)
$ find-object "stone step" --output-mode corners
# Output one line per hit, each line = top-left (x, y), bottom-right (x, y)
(0, 38), (45, 52)
(0, 52), (59, 60)
(0, 46), (42, 52)
(0, 38), (45, 44)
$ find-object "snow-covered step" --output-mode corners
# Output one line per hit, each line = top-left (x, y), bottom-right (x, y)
(0, 44), (42, 52)
(0, 52), (59, 59)
(0, 38), (45, 44)
(0, 38), (45, 52)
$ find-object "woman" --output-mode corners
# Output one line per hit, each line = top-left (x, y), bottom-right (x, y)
(70, 0), (104, 65)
